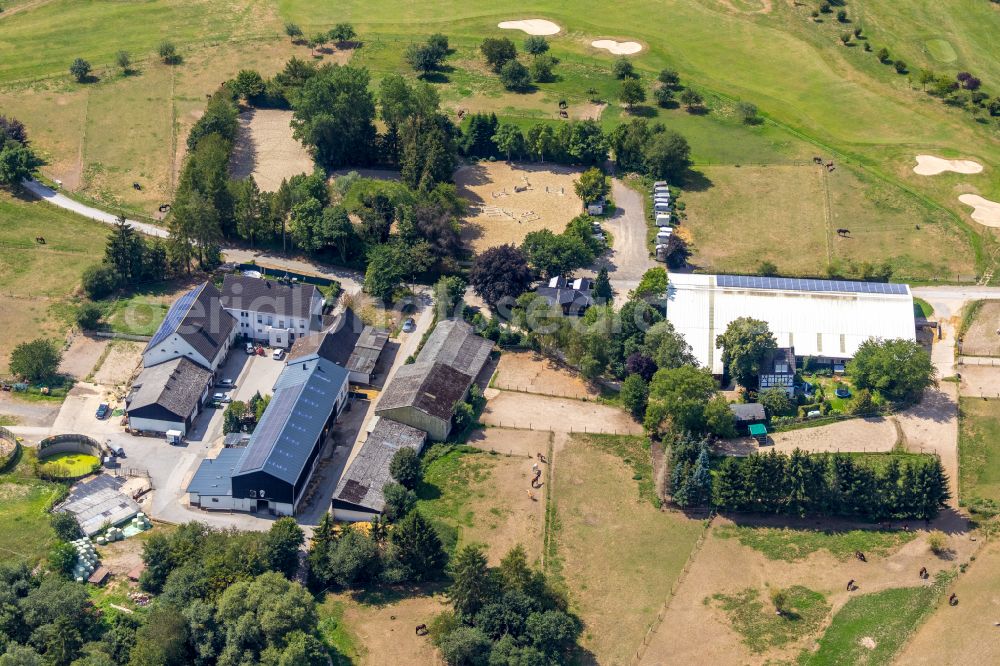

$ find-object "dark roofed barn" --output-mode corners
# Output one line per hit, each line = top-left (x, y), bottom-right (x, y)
(331, 418), (427, 521)
(126, 357), (213, 436)
(374, 362), (471, 441)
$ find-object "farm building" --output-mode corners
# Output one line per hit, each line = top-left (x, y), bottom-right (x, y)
(220, 274), (325, 348)
(535, 276), (594, 315)
(759, 347), (797, 396)
(730, 402), (766, 435)
(186, 355), (350, 515)
(288, 309), (389, 385)
(374, 319), (492, 441)
(331, 417), (427, 522)
(125, 357), (213, 436)
(665, 273), (916, 375)
(142, 281), (237, 372)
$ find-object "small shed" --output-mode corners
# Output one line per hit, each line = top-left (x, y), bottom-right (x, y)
(88, 566), (111, 586)
(730, 403), (766, 435)
(749, 423), (768, 446)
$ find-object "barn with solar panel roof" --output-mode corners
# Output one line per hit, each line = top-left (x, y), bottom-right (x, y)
(665, 273), (916, 376)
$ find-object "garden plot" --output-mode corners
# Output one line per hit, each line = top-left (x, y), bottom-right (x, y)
(455, 162), (583, 254)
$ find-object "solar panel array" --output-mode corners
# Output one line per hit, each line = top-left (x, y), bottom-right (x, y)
(147, 284), (202, 348)
(716, 275), (907, 295)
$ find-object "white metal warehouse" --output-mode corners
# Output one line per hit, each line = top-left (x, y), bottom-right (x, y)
(665, 273), (916, 375)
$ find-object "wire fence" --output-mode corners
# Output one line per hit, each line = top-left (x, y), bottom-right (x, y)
(492, 382), (596, 402)
(630, 512), (717, 665)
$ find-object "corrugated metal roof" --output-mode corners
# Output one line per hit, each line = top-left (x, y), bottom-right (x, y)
(186, 448), (244, 496)
(332, 418), (426, 512)
(416, 319), (492, 380)
(234, 356), (348, 485)
(666, 273), (916, 374)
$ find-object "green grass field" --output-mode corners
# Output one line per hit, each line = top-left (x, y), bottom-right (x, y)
(0, 193), (108, 374)
(958, 398), (1000, 514)
(712, 585), (830, 653)
(0, 450), (62, 564)
(800, 573), (953, 665)
(714, 526), (917, 562)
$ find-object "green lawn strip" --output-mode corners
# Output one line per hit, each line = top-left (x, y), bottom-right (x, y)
(912, 298), (934, 319)
(800, 572), (955, 665)
(317, 596), (367, 665)
(711, 585), (830, 653)
(577, 434), (658, 507)
(958, 398), (1000, 515)
(0, 452), (63, 565)
(415, 445), (495, 553)
(714, 525), (917, 562)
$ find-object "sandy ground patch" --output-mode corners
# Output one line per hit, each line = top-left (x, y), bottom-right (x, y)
(91, 342), (143, 389)
(335, 591), (448, 665)
(960, 300), (1000, 357)
(897, 540), (1000, 665)
(481, 390), (642, 435)
(467, 427), (552, 459)
(58, 335), (109, 380)
(958, 194), (1000, 227)
(230, 109), (314, 192)
(455, 162), (583, 253)
(465, 452), (547, 564)
(591, 39), (643, 55)
(715, 416), (898, 456)
(555, 436), (705, 664)
(958, 365), (1000, 398)
(895, 386), (959, 505)
(497, 19), (560, 35)
(913, 155), (984, 176)
(492, 352), (597, 400)
(640, 518), (974, 665)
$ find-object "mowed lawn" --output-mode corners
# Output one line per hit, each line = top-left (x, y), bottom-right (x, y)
(0, 194), (107, 374)
(551, 434), (706, 664)
(682, 164), (974, 280)
(958, 398), (1000, 509)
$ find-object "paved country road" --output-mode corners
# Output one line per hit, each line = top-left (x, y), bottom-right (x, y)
(23, 179), (168, 238)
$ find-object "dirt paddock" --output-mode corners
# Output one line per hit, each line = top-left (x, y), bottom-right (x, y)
(961, 300), (1000, 357)
(455, 162), (584, 254)
(91, 341), (143, 388)
(481, 390), (642, 435)
(230, 109), (313, 192)
(492, 352), (598, 400)
(58, 335), (109, 380)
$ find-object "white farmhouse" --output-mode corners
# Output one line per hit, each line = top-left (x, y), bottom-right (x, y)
(220, 275), (325, 348)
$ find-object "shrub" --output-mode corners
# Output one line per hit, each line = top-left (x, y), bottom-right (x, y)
(69, 58), (91, 82)
(894, 60), (908, 74)
(928, 531), (948, 556)
(158, 41), (180, 65)
(612, 57), (635, 80)
(75, 302), (102, 330)
(499, 60), (531, 91)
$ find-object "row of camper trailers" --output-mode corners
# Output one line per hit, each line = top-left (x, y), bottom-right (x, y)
(652, 181), (674, 262)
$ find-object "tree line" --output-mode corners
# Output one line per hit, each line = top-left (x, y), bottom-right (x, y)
(0, 115), (41, 189)
(669, 436), (951, 521)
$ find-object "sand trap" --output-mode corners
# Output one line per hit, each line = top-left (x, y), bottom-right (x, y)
(958, 194), (1000, 228)
(913, 155), (984, 176)
(592, 39), (642, 55)
(498, 19), (560, 36)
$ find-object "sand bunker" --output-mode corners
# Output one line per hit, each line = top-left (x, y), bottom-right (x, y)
(913, 155), (984, 176)
(958, 194), (1000, 228)
(592, 39), (642, 55)
(498, 19), (560, 36)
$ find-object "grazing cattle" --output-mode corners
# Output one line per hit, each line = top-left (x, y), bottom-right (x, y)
(855, 550), (867, 562)
(837, 228), (851, 237)
(813, 156), (823, 164)
(415, 624), (428, 636)
(35, 237), (45, 244)
(949, 593), (959, 606)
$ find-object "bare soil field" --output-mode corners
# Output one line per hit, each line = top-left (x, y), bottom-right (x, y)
(553, 435), (705, 664)
(640, 518), (975, 665)
(492, 351), (598, 400)
(455, 162), (583, 254)
(332, 590), (447, 665)
(92, 341), (143, 388)
(716, 416), (898, 457)
(466, 427), (552, 459)
(961, 300), (1000, 357)
(230, 108), (314, 192)
(895, 386), (959, 504)
(481, 390), (642, 435)
(897, 540), (1000, 665)
(958, 365), (1000, 398)
(58, 335), (109, 380)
